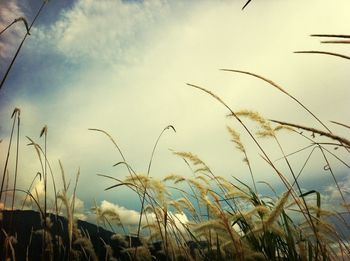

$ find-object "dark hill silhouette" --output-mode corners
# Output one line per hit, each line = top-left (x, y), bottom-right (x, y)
(0, 210), (142, 260)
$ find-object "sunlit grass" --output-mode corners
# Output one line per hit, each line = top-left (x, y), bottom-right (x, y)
(0, 3), (350, 259)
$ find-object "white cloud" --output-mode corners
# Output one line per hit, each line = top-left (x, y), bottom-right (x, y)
(97, 200), (146, 226)
(91, 200), (189, 234)
(70, 196), (87, 220)
(324, 175), (350, 204)
(37, 0), (174, 65)
(19, 179), (46, 211)
(19, 178), (87, 221)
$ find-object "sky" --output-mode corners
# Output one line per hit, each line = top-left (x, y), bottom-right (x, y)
(0, 0), (350, 225)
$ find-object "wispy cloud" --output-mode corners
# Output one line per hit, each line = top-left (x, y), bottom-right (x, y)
(36, 0), (174, 65)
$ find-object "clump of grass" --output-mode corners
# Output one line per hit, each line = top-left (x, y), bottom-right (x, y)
(1, 98), (349, 261)
(98, 133), (347, 260)
(1, 6), (350, 258)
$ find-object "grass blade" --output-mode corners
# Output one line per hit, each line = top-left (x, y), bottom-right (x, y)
(294, 51), (350, 61)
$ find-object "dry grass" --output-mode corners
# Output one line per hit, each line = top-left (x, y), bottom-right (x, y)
(1, 3), (350, 259)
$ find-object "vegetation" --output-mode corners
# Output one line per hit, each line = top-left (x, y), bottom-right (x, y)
(1, 1), (350, 261)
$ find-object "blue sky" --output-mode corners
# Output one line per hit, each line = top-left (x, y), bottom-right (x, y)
(0, 0), (350, 224)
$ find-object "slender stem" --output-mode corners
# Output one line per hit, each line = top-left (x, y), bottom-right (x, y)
(136, 125), (175, 238)
(220, 69), (332, 133)
(242, 0), (252, 10)
(0, 17), (30, 36)
(330, 120), (350, 130)
(0, 21), (16, 35)
(294, 51), (350, 61)
(134, 125), (175, 259)
(8, 112), (20, 235)
(0, 112), (17, 202)
(274, 136), (323, 257)
(0, 1), (46, 91)
(21, 172), (41, 210)
(3, 188), (44, 217)
(11, 113), (20, 211)
(311, 34), (350, 39)
(3, 172), (9, 208)
(188, 83), (320, 250)
(321, 40), (350, 44)
(44, 132), (47, 219)
(271, 119), (350, 147)
(40, 125), (48, 261)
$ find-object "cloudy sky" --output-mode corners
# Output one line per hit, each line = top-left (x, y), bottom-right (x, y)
(0, 0), (349, 223)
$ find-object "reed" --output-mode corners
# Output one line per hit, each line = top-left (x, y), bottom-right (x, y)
(1, 3), (349, 260)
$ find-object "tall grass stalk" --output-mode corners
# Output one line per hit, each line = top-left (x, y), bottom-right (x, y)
(186, 83), (293, 190)
(137, 125), (176, 242)
(21, 172), (41, 209)
(90, 126), (175, 260)
(330, 121), (350, 130)
(0, 17), (30, 36)
(3, 188), (44, 218)
(227, 126), (257, 193)
(39, 125), (48, 261)
(40, 126), (48, 219)
(294, 51), (350, 61)
(71, 168), (80, 223)
(271, 120), (350, 147)
(10, 109), (20, 212)
(8, 109), (20, 235)
(3, 171), (10, 208)
(311, 34), (350, 38)
(0, 1), (47, 91)
(90, 129), (155, 234)
(242, 0), (252, 10)
(26, 136), (58, 216)
(187, 83), (327, 254)
(0, 108), (20, 203)
(220, 69), (332, 133)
